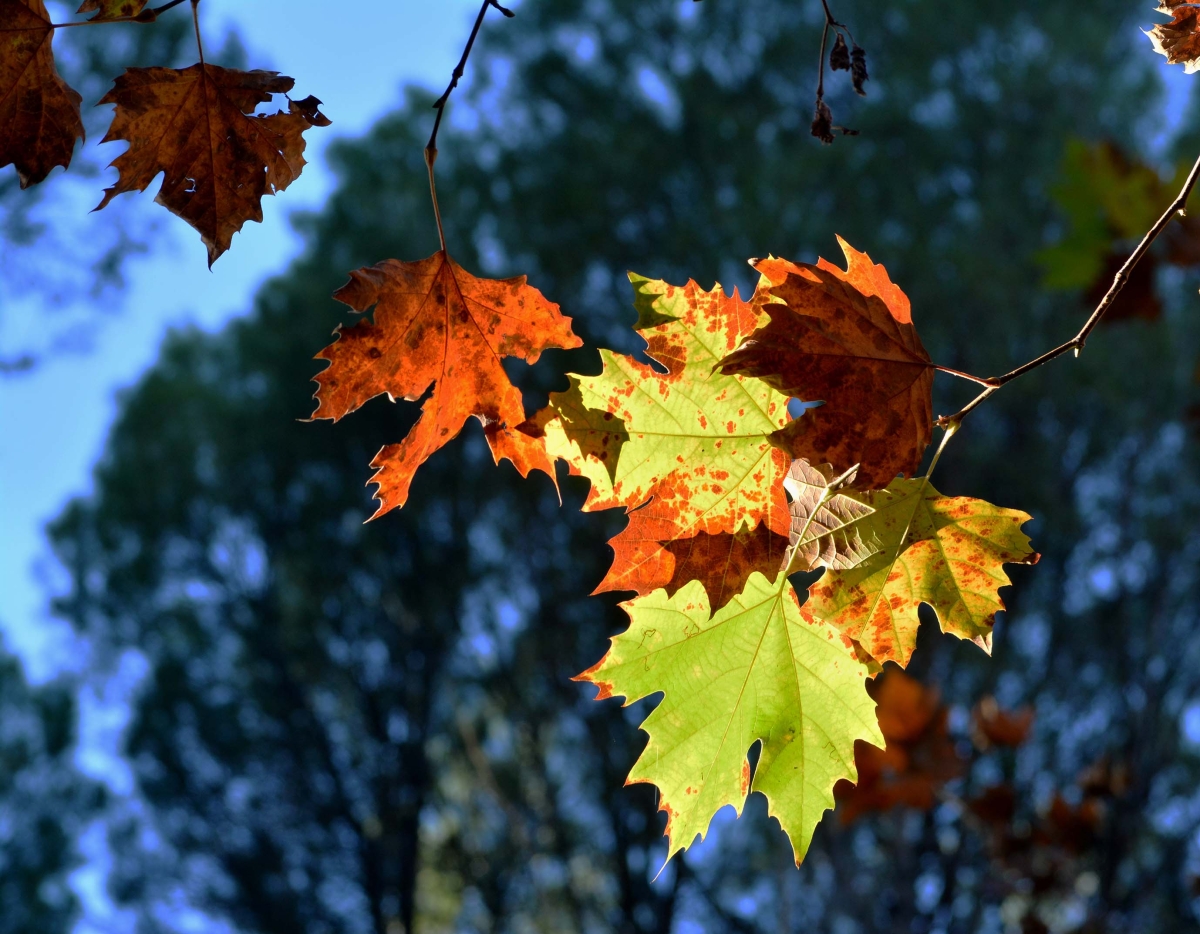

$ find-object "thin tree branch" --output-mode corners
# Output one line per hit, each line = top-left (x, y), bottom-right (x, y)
(937, 146), (1200, 429)
(191, 0), (203, 64)
(424, 0), (514, 252)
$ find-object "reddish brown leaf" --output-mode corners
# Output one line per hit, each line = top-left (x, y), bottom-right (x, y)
(719, 238), (933, 489)
(1147, 1), (1200, 72)
(595, 496), (790, 610)
(0, 0), (84, 187)
(973, 696), (1034, 749)
(311, 251), (582, 518)
(96, 64), (330, 265)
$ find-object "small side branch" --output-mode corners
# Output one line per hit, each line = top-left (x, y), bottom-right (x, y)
(424, 0), (514, 252)
(937, 146), (1200, 429)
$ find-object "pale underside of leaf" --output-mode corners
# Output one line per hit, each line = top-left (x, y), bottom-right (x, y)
(783, 459), (880, 574)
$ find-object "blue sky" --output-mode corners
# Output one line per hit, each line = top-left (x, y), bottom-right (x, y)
(0, 0), (485, 682)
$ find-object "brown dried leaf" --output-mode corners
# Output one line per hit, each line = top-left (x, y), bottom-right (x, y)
(719, 239), (933, 489)
(311, 251), (582, 518)
(0, 0), (84, 187)
(76, 0), (147, 20)
(782, 459), (879, 573)
(96, 64), (329, 265)
(1147, 1), (1200, 73)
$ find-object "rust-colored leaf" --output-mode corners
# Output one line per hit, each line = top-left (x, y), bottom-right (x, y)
(76, 0), (147, 20)
(719, 238), (933, 489)
(972, 696), (1034, 749)
(1147, 1), (1200, 73)
(834, 669), (963, 824)
(0, 0), (84, 187)
(311, 251), (582, 518)
(96, 65), (330, 265)
(595, 496), (790, 610)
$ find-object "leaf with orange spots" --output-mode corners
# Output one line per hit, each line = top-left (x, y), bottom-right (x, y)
(96, 65), (330, 265)
(311, 251), (582, 518)
(807, 479), (1039, 668)
(718, 238), (933, 489)
(539, 273), (795, 548)
(1146, 1), (1200, 73)
(0, 0), (84, 187)
(576, 572), (882, 865)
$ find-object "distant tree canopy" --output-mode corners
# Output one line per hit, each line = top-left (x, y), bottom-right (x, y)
(34, 0), (1200, 932)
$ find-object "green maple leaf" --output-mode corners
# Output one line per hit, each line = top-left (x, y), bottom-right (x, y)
(539, 274), (794, 543)
(577, 571), (882, 864)
(807, 479), (1040, 667)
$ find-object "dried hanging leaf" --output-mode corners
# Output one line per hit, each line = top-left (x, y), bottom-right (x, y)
(595, 500), (790, 612)
(76, 0), (148, 20)
(807, 478), (1039, 668)
(96, 65), (330, 265)
(538, 274), (794, 554)
(782, 459), (879, 573)
(1146, 1), (1200, 73)
(311, 251), (582, 518)
(577, 572), (882, 865)
(719, 239), (933, 489)
(0, 0), (84, 187)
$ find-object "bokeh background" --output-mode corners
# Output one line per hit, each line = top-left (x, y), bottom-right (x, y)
(3, 1), (1200, 932)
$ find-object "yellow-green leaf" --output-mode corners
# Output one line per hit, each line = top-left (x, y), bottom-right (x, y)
(577, 572), (882, 864)
(807, 479), (1039, 667)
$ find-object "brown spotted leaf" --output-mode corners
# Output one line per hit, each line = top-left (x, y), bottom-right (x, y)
(76, 0), (147, 20)
(96, 64), (330, 265)
(718, 238), (933, 489)
(807, 478), (1039, 668)
(1147, 1), (1200, 73)
(576, 571), (882, 865)
(0, 0), (84, 187)
(782, 459), (880, 574)
(311, 251), (582, 518)
(539, 274), (794, 548)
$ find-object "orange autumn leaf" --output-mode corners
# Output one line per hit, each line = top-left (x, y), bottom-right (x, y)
(1147, 1), (1200, 73)
(96, 65), (330, 265)
(718, 238), (933, 489)
(311, 251), (582, 518)
(594, 497), (790, 610)
(0, 0), (84, 187)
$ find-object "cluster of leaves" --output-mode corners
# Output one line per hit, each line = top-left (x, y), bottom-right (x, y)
(0, 0), (328, 264)
(310, 234), (1041, 864)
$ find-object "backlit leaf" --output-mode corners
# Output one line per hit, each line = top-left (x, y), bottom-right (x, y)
(311, 251), (583, 518)
(539, 274), (794, 549)
(782, 459), (879, 574)
(76, 0), (148, 20)
(1146, 1), (1200, 73)
(719, 238), (933, 489)
(807, 478), (1039, 667)
(577, 572), (882, 864)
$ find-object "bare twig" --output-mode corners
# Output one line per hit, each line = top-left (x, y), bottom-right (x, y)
(424, 0), (514, 252)
(937, 147), (1200, 430)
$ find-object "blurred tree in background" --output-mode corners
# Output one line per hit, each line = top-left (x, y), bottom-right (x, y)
(30, 0), (1200, 932)
(0, 650), (101, 932)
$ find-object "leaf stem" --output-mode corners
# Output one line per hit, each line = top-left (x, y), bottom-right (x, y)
(937, 146), (1200, 430)
(424, 0), (514, 250)
(191, 0), (203, 64)
(922, 421), (958, 482)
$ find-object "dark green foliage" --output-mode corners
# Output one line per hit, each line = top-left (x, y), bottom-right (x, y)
(43, 0), (1200, 931)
